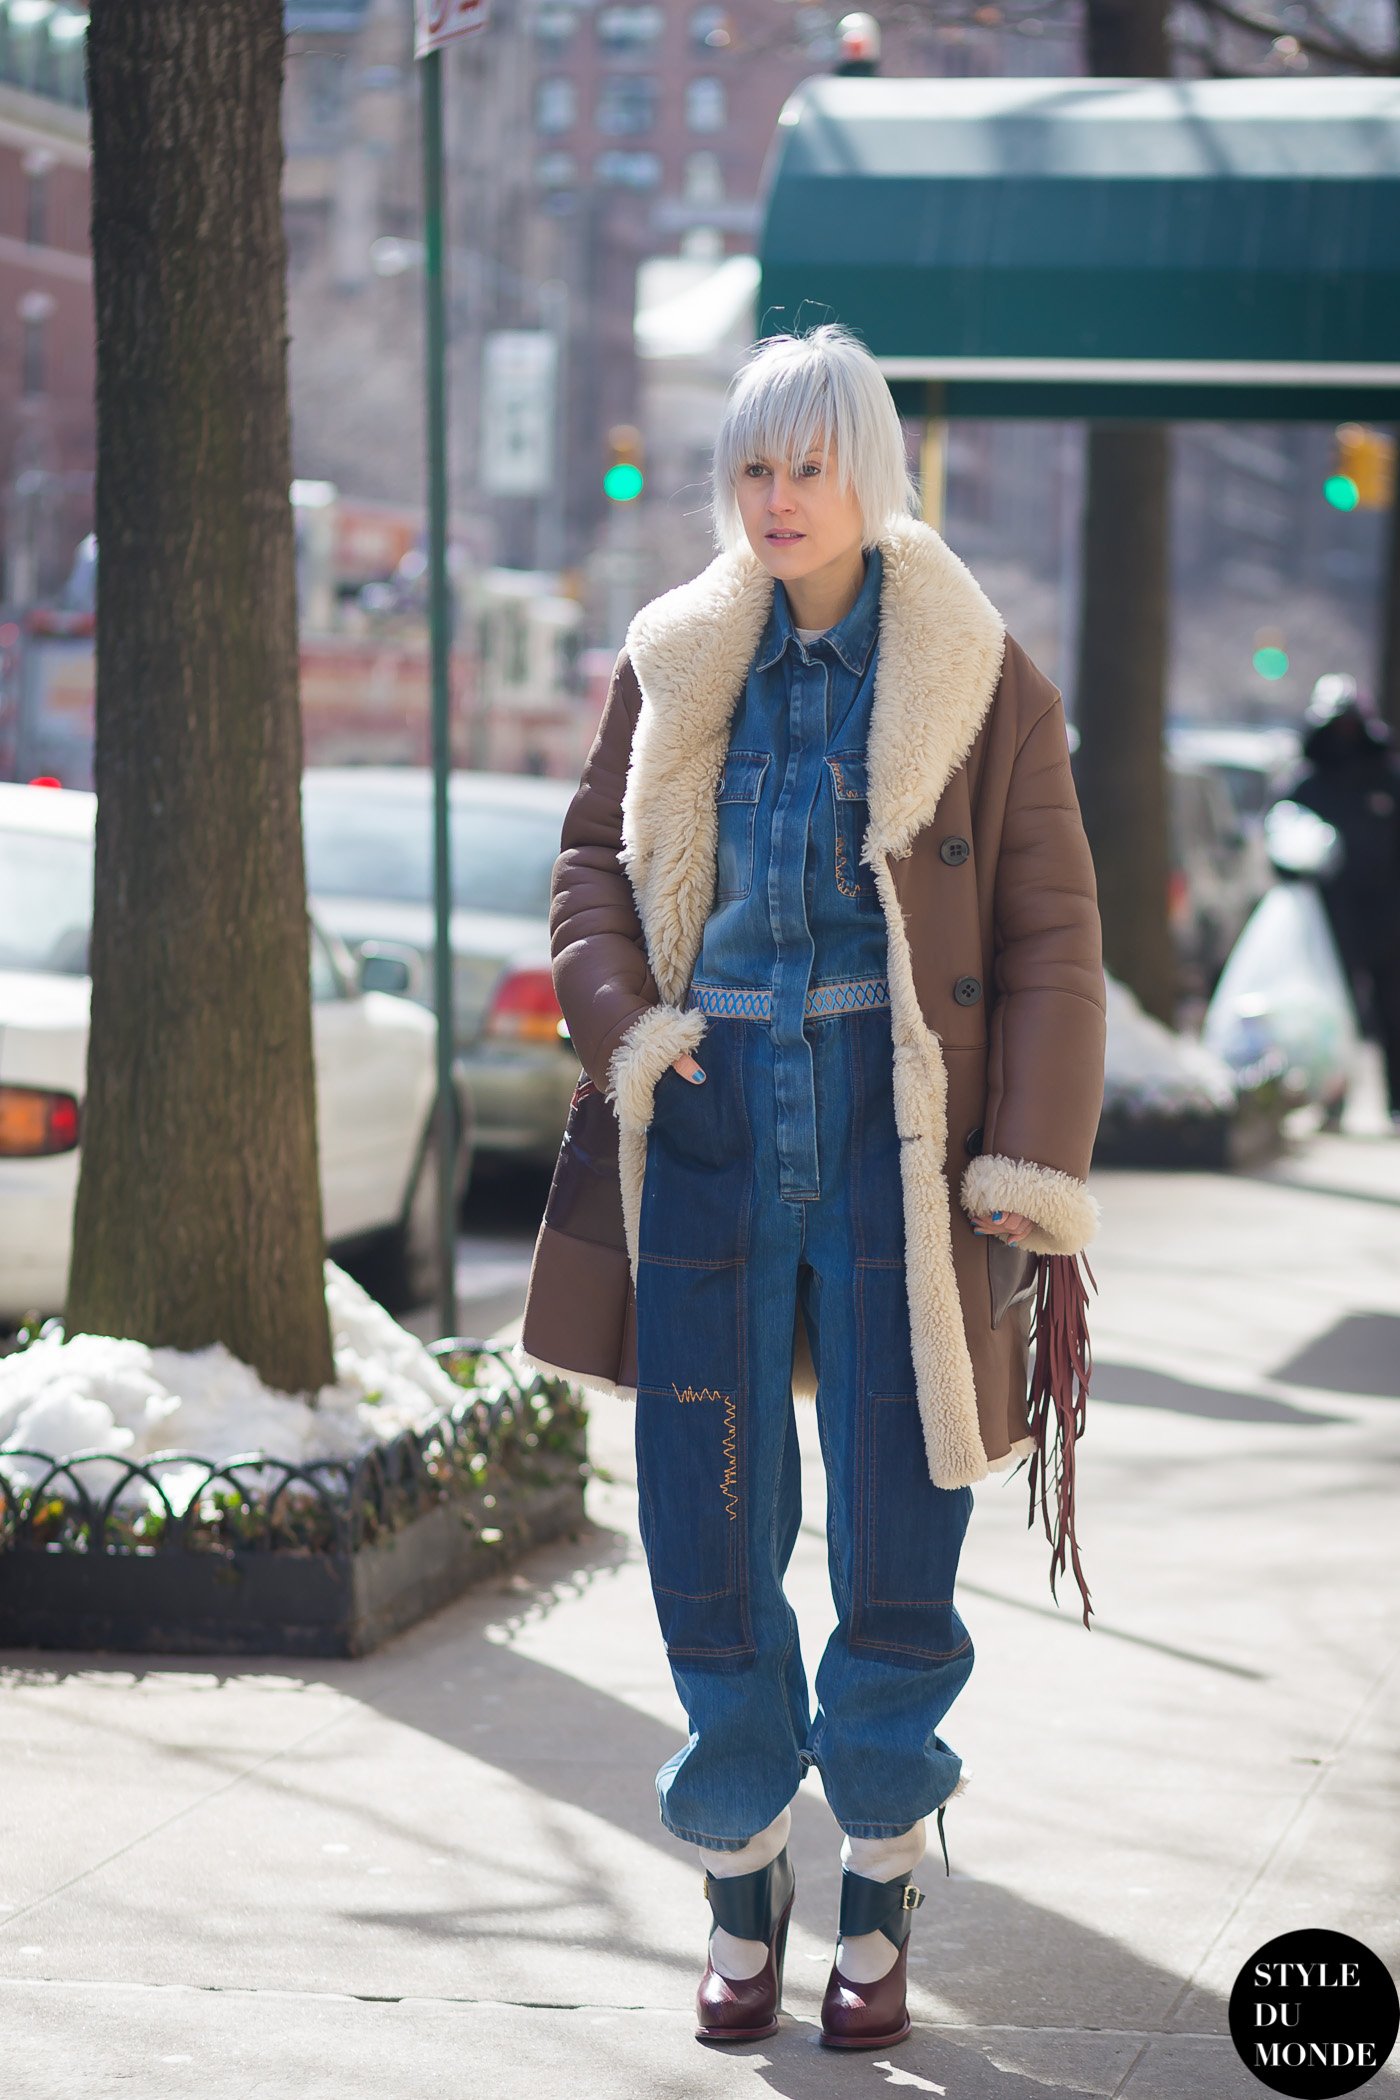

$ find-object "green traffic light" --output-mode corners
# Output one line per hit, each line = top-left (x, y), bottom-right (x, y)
(604, 462), (644, 502)
(1252, 646), (1289, 681)
(1324, 473), (1360, 512)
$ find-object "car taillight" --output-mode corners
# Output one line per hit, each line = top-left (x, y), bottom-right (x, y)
(484, 967), (567, 1045)
(1167, 868), (1190, 928)
(0, 1086), (81, 1156)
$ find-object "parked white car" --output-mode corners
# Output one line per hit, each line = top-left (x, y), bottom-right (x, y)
(0, 782), (471, 1330)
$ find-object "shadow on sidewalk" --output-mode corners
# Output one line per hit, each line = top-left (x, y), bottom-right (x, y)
(334, 1521), (1241, 2091)
(1271, 1313), (1400, 1399)
(1092, 1361), (1343, 1426)
(0, 1517), (1265, 2098)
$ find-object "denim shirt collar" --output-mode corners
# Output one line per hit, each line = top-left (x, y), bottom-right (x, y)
(752, 542), (884, 677)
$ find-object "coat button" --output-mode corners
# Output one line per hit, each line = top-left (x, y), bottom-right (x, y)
(964, 1124), (984, 1157)
(940, 836), (970, 866)
(953, 975), (982, 1006)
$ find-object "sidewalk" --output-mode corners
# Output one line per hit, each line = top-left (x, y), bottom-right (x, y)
(3, 1119), (1399, 2099)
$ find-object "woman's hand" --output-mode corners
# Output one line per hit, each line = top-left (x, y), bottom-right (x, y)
(670, 1053), (707, 1085)
(970, 1210), (1032, 1247)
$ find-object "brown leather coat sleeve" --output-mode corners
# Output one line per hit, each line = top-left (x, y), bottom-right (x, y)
(985, 690), (1106, 1186)
(550, 650), (660, 1092)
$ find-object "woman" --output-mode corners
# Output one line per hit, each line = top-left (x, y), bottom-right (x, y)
(520, 324), (1105, 2051)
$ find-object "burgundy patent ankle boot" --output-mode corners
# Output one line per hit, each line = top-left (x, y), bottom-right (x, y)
(694, 1846), (796, 2044)
(820, 1805), (948, 2050)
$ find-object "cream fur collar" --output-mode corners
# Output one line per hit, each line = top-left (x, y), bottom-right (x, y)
(619, 513), (1006, 1005)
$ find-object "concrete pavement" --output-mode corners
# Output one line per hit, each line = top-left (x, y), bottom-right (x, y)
(3, 1087), (1399, 2099)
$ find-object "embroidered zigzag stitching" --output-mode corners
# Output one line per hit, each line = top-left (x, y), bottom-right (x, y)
(687, 977), (891, 1021)
(672, 1384), (740, 1523)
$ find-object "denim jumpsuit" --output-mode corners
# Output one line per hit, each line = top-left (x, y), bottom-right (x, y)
(634, 546), (976, 1850)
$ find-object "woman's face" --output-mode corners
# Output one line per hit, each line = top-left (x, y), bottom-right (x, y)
(734, 439), (865, 583)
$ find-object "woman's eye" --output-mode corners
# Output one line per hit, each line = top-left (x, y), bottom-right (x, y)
(743, 462), (769, 478)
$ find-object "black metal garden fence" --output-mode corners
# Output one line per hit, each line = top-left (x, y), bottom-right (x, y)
(0, 1340), (590, 1657)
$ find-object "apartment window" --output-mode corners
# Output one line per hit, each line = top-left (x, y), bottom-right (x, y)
(683, 151), (724, 205)
(19, 290), (53, 397)
(533, 2), (578, 41)
(23, 149), (53, 248)
(795, 6), (838, 59)
(535, 76), (577, 134)
(596, 73), (656, 136)
(689, 6), (729, 50)
(307, 53), (348, 128)
(685, 76), (726, 133)
(594, 150), (661, 189)
(536, 151), (578, 189)
(597, 5), (663, 51)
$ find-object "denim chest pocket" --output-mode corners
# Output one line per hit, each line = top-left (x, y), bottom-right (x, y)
(825, 751), (881, 913)
(715, 750), (769, 902)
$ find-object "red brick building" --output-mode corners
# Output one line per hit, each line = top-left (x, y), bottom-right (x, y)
(0, 24), (94, 608)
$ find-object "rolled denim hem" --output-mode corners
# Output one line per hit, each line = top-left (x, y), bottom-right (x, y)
(659, 1815), (774, 1853)
(833, 1816), (938, 1841)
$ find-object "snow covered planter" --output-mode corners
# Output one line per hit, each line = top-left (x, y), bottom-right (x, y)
(1093, 976), (1244, 1168)
(0, 1264), (589, 1657)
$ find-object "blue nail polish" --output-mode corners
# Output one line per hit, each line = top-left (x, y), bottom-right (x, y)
(991, 1210), (1004, 1221)
(690, 1069), (706, 1084)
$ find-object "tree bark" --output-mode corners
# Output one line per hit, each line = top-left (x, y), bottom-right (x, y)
(1073, 424), (1179, 1020)
(1084, 0), (1170, 73)
(1074, 0), (1178, 1023)
(1380, 446), (1400, 743)
(68, 0), (334, 1394)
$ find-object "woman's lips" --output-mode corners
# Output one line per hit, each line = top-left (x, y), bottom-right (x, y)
(766, 530), (804, 541)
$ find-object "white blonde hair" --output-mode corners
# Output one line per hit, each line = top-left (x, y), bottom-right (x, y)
(710, 322), (919, 554)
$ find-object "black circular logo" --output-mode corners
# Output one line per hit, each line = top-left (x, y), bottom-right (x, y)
(1229, 1930), (1399, 2098)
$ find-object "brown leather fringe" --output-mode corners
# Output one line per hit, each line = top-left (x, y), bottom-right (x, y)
(1025, 1251), (1097, 1628)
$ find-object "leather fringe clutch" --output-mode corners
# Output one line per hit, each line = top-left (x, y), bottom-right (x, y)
(1025, 1251), (1096, 1629)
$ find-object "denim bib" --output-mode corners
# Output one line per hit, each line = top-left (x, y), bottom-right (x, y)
(694, 542), (888, 1021)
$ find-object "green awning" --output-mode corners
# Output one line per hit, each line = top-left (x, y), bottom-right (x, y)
(758, 76), (1400, 421)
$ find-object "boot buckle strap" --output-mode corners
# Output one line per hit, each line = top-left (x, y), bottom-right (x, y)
(902, 1883), (925, 1911)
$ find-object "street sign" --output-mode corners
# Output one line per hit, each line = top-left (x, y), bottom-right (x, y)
(415, 0), (489, 59)
(481, 331), (557, 498)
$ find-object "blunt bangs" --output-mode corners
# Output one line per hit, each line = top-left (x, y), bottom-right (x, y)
(711, 322), (919, 553)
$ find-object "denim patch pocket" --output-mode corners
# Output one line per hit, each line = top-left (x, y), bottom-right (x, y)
(825, 751), (881, 913)
(635, 1259), (753, 1668)
(716, 750), (769, 902)
(641, 1037), (750, 1262)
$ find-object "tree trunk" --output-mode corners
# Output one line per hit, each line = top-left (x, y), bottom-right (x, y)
(1084, 0), (1169, 74)
(1073, 425), (1178, 1020)
(1074, 0), (1177, 1022)
(68, 0), (334, 1395)
(1379, 433), (1400, 743)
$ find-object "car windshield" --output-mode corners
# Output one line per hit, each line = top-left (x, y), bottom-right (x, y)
(1211, 762), (1271, 821)
(303, 792), (559, 917)
(0, 828), (94, 974)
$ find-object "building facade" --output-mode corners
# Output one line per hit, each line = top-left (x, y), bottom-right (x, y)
(0, 6), (93, 607)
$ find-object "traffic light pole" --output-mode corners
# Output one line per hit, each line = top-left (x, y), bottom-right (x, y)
(420, 44), (459, 1340)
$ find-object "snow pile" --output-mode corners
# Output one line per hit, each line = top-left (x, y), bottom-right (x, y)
(1104, 975), (1236, 1119)
(0, 1261), (467, 1499)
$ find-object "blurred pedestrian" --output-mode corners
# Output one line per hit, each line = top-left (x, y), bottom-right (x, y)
(521, 325), (1105, 2050)
(1280, 675), (1400, 1122)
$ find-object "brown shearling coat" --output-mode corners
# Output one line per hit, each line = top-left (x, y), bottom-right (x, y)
(520, 514), (1106, 1492)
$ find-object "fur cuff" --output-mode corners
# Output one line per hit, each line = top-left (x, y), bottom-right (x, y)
(605, 1001), (707, 1131)
(961, 1154), (1099, 1258)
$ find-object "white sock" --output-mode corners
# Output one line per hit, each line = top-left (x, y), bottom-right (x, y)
(698, 1806), (792, 1983)
(836, 1821), (927, 1985)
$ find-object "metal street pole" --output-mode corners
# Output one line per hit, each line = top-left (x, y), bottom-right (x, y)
(420, 42), (458, 1340)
